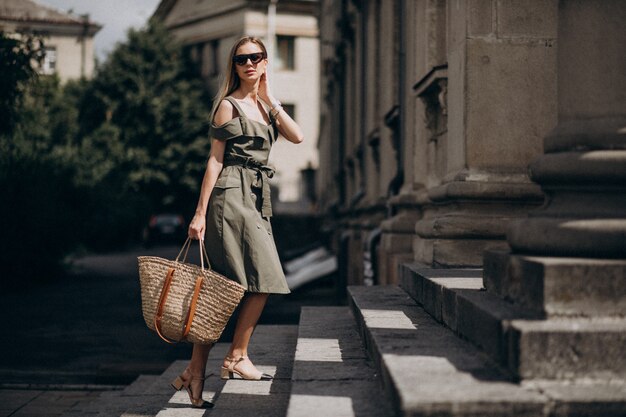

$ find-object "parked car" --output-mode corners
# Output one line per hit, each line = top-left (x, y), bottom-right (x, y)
(143, 214), (186, 246)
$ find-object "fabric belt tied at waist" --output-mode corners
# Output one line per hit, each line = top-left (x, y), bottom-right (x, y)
(223, 155), (275, 219)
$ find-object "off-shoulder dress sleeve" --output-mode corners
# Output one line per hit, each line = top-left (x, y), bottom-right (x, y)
(209, 118), (244, 141)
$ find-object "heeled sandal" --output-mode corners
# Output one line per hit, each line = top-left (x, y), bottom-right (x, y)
(171, 370), (214, 409)
(220, 355), (273, 381)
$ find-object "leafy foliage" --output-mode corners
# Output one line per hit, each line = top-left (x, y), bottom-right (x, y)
(0, 139), (84, 284)
(0, 31), (45, 136)
(85, 21), (211, 211)
(1, 22), (212, 287)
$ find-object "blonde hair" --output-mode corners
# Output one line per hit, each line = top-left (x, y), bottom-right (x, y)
(208, 36), (269, 125)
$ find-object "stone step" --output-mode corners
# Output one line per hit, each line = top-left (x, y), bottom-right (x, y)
(348, 285), (626, 416)
(189, 324), (297, 417)
(483, 249), (626, 317)
(59, 375), (159, 417)
(399, 262), (626, 380)
(119, 358), (204, 417)
(508, 317), (626, 380)
(61, 325), (297, 417)
(287, 306), (394, 417)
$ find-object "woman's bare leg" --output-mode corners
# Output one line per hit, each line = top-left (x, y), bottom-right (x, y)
(223, 292), (269, 372)
(188, 343), (212, 375)
(182, 343), (213, 398)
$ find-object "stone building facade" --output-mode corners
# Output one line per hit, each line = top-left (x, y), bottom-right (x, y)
(153, 0), (320, 208)
(318, 0), (625, 399)
(319, 0), (563, 284)
(0, 0), (101, 82)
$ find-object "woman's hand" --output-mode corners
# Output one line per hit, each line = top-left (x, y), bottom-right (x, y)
(188, 213), (206, 240)
(258, 72), (275, 104)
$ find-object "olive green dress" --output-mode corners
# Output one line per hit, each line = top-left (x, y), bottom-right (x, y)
(205, 96), (290, 294)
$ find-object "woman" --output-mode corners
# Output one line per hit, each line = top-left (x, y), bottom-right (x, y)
(170, 36), (305, 408)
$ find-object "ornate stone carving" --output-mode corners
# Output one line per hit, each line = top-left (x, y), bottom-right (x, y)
(414, 65), (448, 143)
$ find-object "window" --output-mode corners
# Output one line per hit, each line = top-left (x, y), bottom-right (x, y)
(275, 35), (295, 70)
(282, 103), (295, 121)
(187, 44), (200, 64)
(209, 39), (220, 77)
(42, 47), (56, 75)
(196, 40), (220, 78)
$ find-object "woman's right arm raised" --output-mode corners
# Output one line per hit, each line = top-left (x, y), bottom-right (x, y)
(188, 99), (235, 240)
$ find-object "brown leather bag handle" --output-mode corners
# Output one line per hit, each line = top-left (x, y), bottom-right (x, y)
(176, 237), (212, 270)
(154, 267), (204, 344)
(183, 276), (204, 338)
(154, 268), (176, 343)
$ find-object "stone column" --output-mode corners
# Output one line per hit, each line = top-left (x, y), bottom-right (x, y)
(507, 0), (626, 259)
(411, 0), (557, 267)
(378, 0), (424, 284)
(479, 1), (626, 380)
(486, 0), (626, 314)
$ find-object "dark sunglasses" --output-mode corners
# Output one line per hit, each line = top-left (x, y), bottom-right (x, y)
(232, 52), (267, 66)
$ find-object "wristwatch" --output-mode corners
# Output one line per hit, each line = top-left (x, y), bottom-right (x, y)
(270, 99), (282, 118)
(270, 99), (281, 110)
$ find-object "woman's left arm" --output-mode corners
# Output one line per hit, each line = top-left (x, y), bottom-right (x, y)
(272, 103), (304, 144)
(259, 72), (304, 144)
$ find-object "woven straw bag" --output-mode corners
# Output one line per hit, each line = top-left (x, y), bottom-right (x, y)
(138, 237), (246, 344)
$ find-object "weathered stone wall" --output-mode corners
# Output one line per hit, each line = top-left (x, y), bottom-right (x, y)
(318, 0), (561, 284)
(412, 0), (556, 268)
(318, 0), (626, 396)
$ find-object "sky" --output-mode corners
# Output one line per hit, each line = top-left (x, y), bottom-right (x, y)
(39, 0), (162, 62)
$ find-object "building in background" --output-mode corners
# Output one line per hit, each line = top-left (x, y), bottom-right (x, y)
(0, 0), (101, 82)
(318, 0), (626, 410)
(153, 0), (319, 212)
(318, 0), (557, 284)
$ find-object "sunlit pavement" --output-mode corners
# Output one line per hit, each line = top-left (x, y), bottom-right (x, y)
(3, 312), (391, 417)
(0, 244), (340, 417)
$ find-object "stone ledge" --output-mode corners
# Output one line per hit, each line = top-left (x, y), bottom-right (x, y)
(508, 217), (626, 258)
(523, 380), (626, 417)
(380, 211), (420, 234)
(544, 116), (626, 152)
(399, 263), (626, 381)
(427, 181), (544, 203)
(287, 307), (394, 417)
(349, 285), (626, 416)
(415, 215), (514, 238)
(413, 237), (509, 267)
(510, 318), (626, 380)
(399, 264), (539, 366)
(348, 285), (549, 417)
(484, 250), (626, 316)
(530, 150), (626, 184)
(387, 191), (422, 208)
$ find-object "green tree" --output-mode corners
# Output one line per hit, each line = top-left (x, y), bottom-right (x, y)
(84, 20), (211, 213)
(0, 31), (45, 137)
(1, 21), (212, 288)
(0, 32), (77, 287)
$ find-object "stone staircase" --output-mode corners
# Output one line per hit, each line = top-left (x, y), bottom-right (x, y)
(399, 262), (626, 381)
(62, 283), (626, 417)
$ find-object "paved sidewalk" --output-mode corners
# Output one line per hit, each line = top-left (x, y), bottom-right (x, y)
(0, 388), (105, 417)
(56, 326), (298, 417)
(0, 326), (302, 417)
(0, 245), (339, 417)
(0, 244), (339, 387)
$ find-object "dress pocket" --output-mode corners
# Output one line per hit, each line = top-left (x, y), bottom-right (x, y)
(214, 171), (241, 189)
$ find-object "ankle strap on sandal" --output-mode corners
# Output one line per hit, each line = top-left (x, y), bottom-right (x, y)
(185, 369), (206, 381)
(225, 355), (248, 362)
(226, 355), (248, 372)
